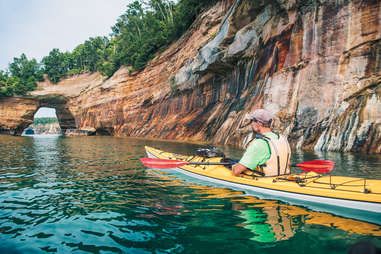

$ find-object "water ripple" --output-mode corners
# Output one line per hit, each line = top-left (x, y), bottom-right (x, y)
(0, 136), (379, 253)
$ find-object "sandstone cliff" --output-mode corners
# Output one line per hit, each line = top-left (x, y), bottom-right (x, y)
(0, 0), (380, 153)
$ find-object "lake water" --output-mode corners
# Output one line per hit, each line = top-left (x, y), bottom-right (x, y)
(0, 135), (380, 253)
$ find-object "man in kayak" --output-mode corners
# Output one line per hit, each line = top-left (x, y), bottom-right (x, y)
(232, 109), (291, 177)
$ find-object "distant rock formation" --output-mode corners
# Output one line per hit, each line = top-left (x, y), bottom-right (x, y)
(32, 122), (61, 135)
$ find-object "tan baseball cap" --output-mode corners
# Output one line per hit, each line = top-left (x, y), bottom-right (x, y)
(247, 109), (273, 124)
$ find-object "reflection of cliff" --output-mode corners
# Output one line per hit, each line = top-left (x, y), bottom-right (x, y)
(187, 186), (381, 240)
(0, 0), (380, 153)
(243, 199), (381, 241)
(239, 207), (295, 242)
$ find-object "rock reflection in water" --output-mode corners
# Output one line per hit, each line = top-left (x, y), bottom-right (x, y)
(154, 178), (381, 242)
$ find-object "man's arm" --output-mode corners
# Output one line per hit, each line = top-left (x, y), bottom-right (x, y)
(232, 139), (270, 177)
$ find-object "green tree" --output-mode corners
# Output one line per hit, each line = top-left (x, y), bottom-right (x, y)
(34, 117), (58, 125)
(69, 36), (109, 74)
(0, 70), (26, 97)
(0, 0), (218, 89)
(111, 1), (175, 70)
(110, 0), (216, 71)
(0, 71), (12, 96)
(42, 49), (70, 83)
(172, 0), (218, 39)
(8, 53), (43, 93)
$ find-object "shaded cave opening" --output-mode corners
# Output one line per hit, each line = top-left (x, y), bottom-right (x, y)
(96, 127), (114, 136)
(22, 107), (62, 136)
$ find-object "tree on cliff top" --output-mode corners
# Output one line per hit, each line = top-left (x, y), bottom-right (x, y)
(0, 54), (43, 96)
(111, 0), (218, 71)
(42, 49), (69, 83)
(0, 71), (15, 97)
(0, 0), (218, 95)
(70, 36), (110, 74)
(42, 37), (111, 83)
(111, 0), (176, 70)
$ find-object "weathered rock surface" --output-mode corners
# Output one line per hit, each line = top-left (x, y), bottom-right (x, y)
(0, 97), (39, 134)
(0, 0), (380, 153)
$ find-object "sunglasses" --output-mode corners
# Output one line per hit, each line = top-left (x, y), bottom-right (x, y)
(251, 118), (272, 126)
(249, 118), (259, 124)
(239, 117), (267, 129)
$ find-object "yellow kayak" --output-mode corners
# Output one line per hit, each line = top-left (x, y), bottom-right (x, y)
(144, 146), (381, 224)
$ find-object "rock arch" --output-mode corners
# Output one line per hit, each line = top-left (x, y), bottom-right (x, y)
(37, 95), (76, 133)
(0, 95), (76, 135)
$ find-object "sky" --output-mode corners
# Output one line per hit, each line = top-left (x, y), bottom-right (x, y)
(34, 107), (56, 118)
(0, 0), (130, 70)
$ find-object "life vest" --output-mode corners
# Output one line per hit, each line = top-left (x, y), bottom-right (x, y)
(256, 133), (291, 176)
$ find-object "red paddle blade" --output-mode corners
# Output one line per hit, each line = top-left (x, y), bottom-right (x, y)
(140, 158), (189, 169)
(296, 160), (335, 174)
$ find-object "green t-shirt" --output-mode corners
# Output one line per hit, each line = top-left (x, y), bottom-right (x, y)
(239, 132), (278, 170)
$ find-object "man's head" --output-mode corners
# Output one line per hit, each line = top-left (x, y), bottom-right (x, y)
(246, 109), (273, 133)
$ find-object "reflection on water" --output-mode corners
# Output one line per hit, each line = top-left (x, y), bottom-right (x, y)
(0, 135), (380, 253)
(185, 184), (381, 239)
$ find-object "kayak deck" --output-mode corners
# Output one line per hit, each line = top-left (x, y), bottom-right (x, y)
(145, 146), (381, 209)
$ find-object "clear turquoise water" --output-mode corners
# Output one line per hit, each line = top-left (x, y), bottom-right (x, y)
(0, 135), (380, 253)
